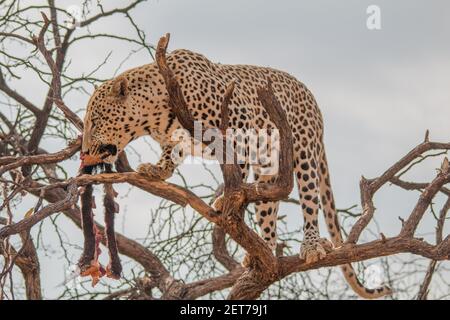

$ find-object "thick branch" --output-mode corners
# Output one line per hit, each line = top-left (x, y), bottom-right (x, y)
(280, 236), (450, 278)
(75, 172), (217, 219)
(242, 81), (294, 202)
(184, 267), (244, 300)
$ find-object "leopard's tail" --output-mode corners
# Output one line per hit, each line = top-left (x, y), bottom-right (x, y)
(318, 150), (392, 299)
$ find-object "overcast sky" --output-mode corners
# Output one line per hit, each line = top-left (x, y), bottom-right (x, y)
(2, 0), (450, 298)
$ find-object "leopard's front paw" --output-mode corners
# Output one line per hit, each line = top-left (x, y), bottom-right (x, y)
(300, 238), (333, 264)
(137, 163), (171, 180)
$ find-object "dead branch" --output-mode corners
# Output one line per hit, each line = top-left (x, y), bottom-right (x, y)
(347, 137), (450, 244)
(31, 12), (83, 132)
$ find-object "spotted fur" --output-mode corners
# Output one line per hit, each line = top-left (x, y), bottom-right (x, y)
(82, 49), (391, 299)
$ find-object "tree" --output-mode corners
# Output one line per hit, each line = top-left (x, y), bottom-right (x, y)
(1, 1), (449, 300)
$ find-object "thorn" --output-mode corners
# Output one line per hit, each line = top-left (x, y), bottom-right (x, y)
(398, 216), (405, 227)
(380, 233), (387, 242)
(424, 130), (430, 143)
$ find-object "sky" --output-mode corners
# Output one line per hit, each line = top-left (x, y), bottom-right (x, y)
(1, 0), (450, 299)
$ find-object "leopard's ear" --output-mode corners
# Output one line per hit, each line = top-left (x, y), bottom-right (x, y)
(110, 76), (128, 98)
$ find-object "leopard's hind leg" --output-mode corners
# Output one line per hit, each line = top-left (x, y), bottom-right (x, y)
(295, 149), (333, 264)
(252, 164), (279, 251)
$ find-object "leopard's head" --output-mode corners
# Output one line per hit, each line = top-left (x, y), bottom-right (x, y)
(81, 76), (139, 169)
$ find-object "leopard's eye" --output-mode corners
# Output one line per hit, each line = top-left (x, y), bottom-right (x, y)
(98, 144), (117, 156)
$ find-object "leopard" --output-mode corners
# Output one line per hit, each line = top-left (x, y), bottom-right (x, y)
(81, 47), (391, 299)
